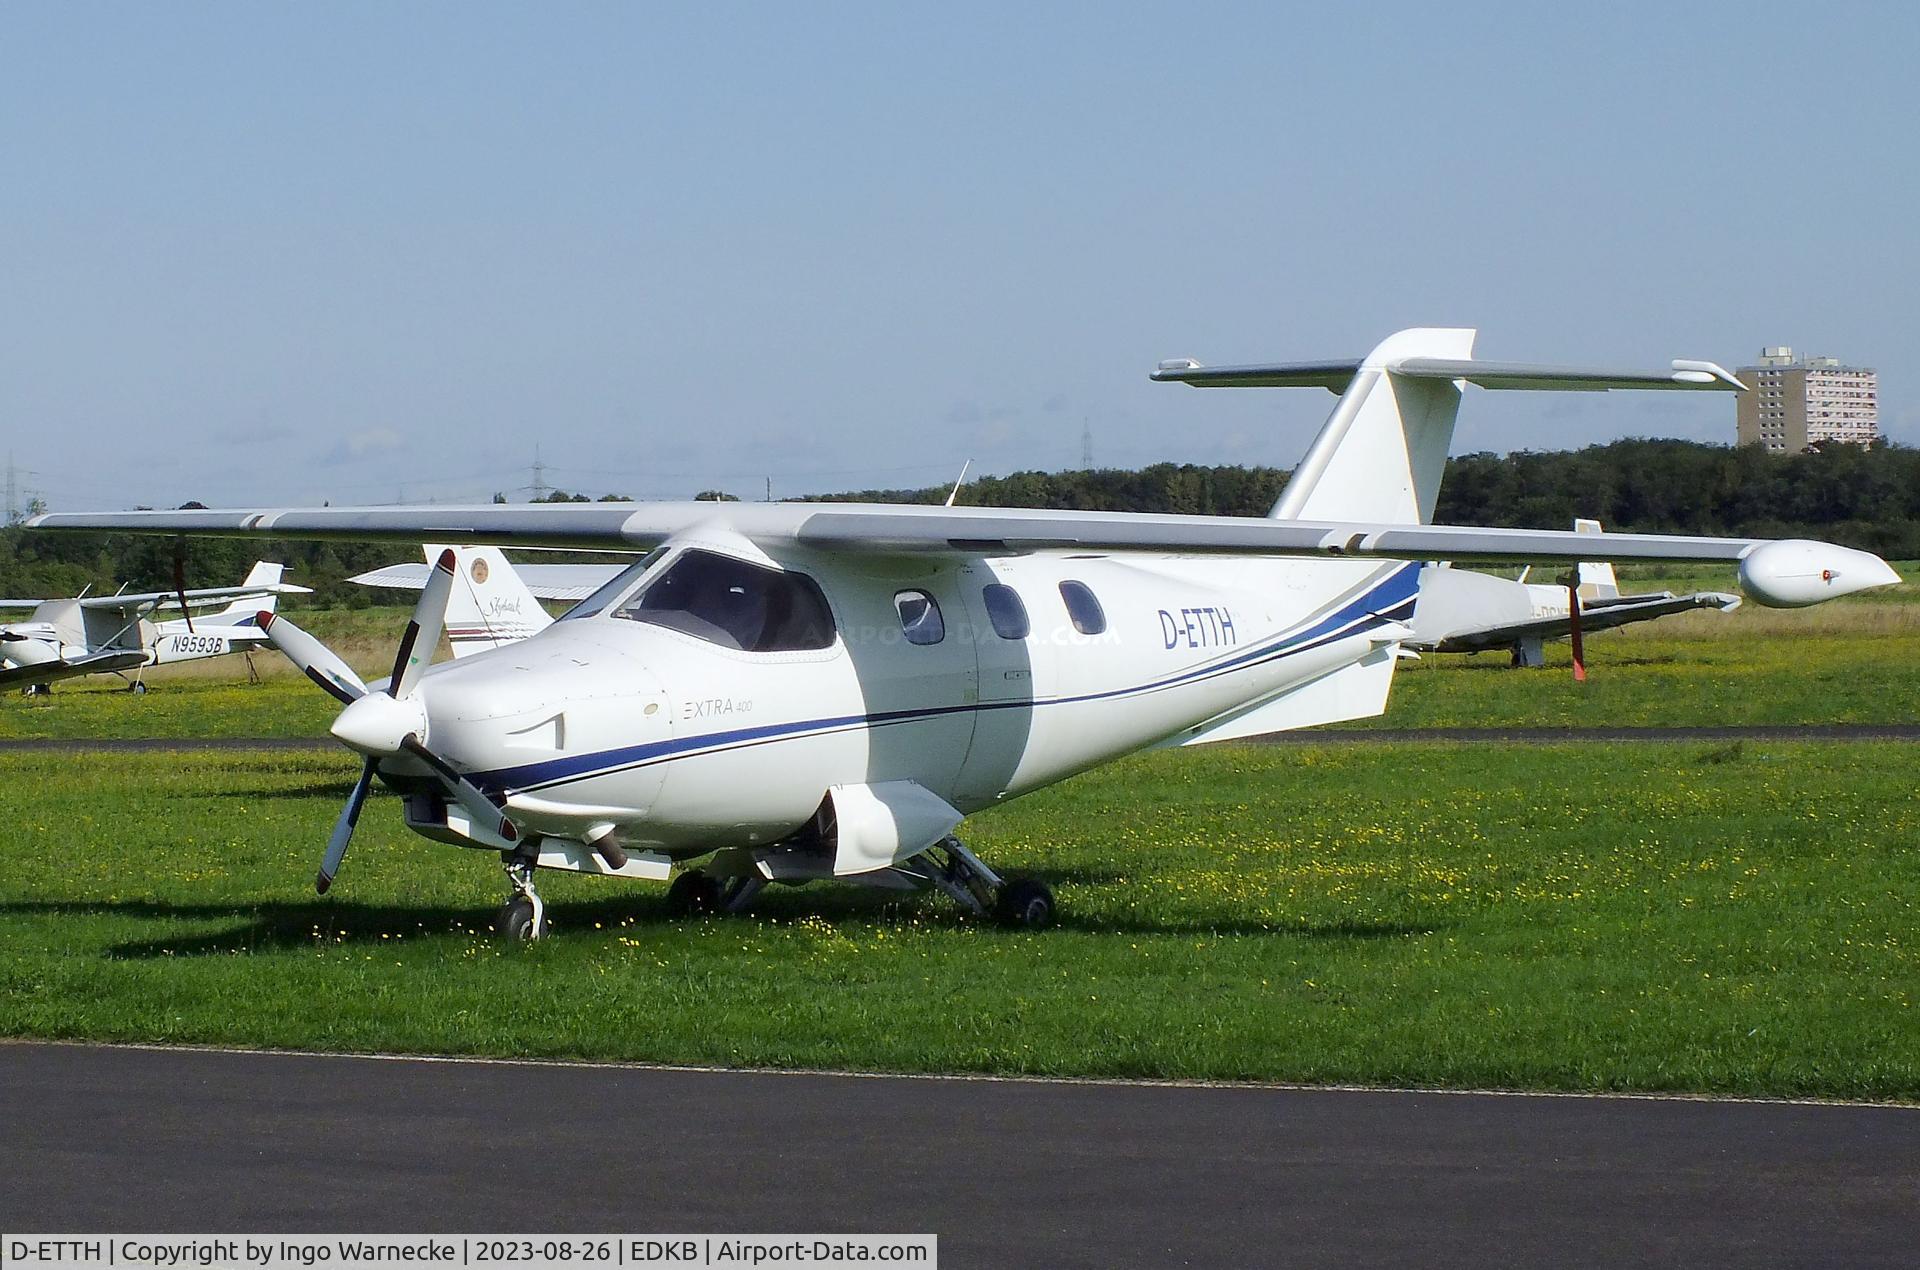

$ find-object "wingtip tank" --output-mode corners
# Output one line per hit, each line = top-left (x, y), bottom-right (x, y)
(1738, 540), (1901, 608)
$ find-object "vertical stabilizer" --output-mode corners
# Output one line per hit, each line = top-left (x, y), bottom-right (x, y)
(220, 562), (286, 616)
(437, 544), (552, 657)
(1271, 328), (1477, 524)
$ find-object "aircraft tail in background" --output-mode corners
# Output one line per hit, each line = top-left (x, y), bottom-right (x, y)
(436, 545), (554, 657)
(210, 562), (294, 624)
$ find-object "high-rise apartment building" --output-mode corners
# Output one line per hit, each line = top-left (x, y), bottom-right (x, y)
(1736, 347), (1879, 452)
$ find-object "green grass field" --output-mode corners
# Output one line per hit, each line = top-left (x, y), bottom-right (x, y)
(2, 741), (1915, 1098)
(3, 568), (1915, 1097)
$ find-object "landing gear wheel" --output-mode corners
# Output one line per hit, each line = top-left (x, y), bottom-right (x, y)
(128, 681), (148, 695)
(666, 869), (726, 917)
(993, 877), (1056, 930)
(497, 894), (546, 940)
(497, 854), (546, 940)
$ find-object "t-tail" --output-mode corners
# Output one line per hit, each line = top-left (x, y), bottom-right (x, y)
(1153, 326), (1742, 525)
(1152, 327), (1746, 736)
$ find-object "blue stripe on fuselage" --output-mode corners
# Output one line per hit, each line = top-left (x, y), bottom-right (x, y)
(476, 561), (1421, 793)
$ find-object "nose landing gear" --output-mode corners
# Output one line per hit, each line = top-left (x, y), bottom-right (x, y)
(497, 852), (547, 940)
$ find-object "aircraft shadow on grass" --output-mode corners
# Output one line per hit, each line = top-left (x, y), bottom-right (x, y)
(1, 895), (1441, 958)
(196, 780), (369, 802)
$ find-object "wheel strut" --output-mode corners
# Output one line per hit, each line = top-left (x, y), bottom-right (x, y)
(497, 852), (547, 939)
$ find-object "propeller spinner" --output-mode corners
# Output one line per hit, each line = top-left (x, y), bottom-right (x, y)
(260, 548), (518, 894)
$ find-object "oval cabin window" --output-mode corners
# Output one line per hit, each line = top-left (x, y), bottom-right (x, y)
(895, 589), (946, 645)
(981, 583), (1030, 640)
(1059, 580), (1106, 635)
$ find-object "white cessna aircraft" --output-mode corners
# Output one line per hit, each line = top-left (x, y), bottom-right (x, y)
(1, 562), (309, 694)
(1410, 519), (1741, 670)
(29, 329), (1899, 937)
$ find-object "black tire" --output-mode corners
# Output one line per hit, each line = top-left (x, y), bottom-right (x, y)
(129, 681), (148, 696)
(666, 869), (725, 917)
(497, 896), (539, 940)
(993, 877), (1056, 930)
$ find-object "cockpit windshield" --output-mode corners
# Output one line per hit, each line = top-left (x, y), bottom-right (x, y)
(556, 548), (667, 622)
(606, 549), (836, 652)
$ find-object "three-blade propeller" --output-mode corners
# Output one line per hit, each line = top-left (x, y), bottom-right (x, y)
(260, 548), (517, 894)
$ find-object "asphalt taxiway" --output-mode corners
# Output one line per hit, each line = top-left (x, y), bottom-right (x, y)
(3, 1043), (1915, 1267)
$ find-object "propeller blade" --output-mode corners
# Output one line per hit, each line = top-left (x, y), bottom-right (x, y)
(400, 734), (519, 845)
(389, 548), (457, 699)
(258, 612), (367, 705)
(317, 757), (377, 894)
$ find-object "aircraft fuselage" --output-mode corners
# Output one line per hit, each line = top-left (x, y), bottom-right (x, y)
(386, 545), (1419, 864)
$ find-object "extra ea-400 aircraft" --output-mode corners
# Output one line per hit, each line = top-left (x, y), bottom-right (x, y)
(30, 329), (1900, 938)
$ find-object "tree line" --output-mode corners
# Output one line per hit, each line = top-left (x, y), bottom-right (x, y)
(4, 440), (1915, 605)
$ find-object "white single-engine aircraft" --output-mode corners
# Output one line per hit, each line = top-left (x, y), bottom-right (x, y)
(1, 562), (309, 694)
(1409, 519), (1741, 668)
(29, 329), (1900, 938)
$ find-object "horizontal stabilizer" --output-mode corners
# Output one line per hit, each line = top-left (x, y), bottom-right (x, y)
(1151, 359), (1362, 392)
(351, 560), (622, 602)
(1152, 355), (1743, 394)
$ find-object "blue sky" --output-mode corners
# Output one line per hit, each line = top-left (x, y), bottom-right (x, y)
(4, 1), (1915, 509)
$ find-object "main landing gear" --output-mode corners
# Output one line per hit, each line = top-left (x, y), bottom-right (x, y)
(497, 852), (547, 940)
(668, 836), (1057, 930)
(665, 869), (764, 917)
(494, 836), (1055, 940)
(914, 836), (1056, 930)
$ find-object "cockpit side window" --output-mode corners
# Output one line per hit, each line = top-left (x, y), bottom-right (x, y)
(611, 549), (836, 652)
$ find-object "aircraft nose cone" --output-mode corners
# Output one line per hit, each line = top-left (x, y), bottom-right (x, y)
(331, 691), (428, 756)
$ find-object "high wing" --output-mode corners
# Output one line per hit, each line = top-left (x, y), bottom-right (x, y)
(37, 331), (1864, 600)
(350, 560), (622, 602)
(0, 649), (151, 690)
(1422, 590), (1741, 654)
(25, 501), (1899, 608)
(69, 581), (312, 612)
(13, 501), (1805, 559)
